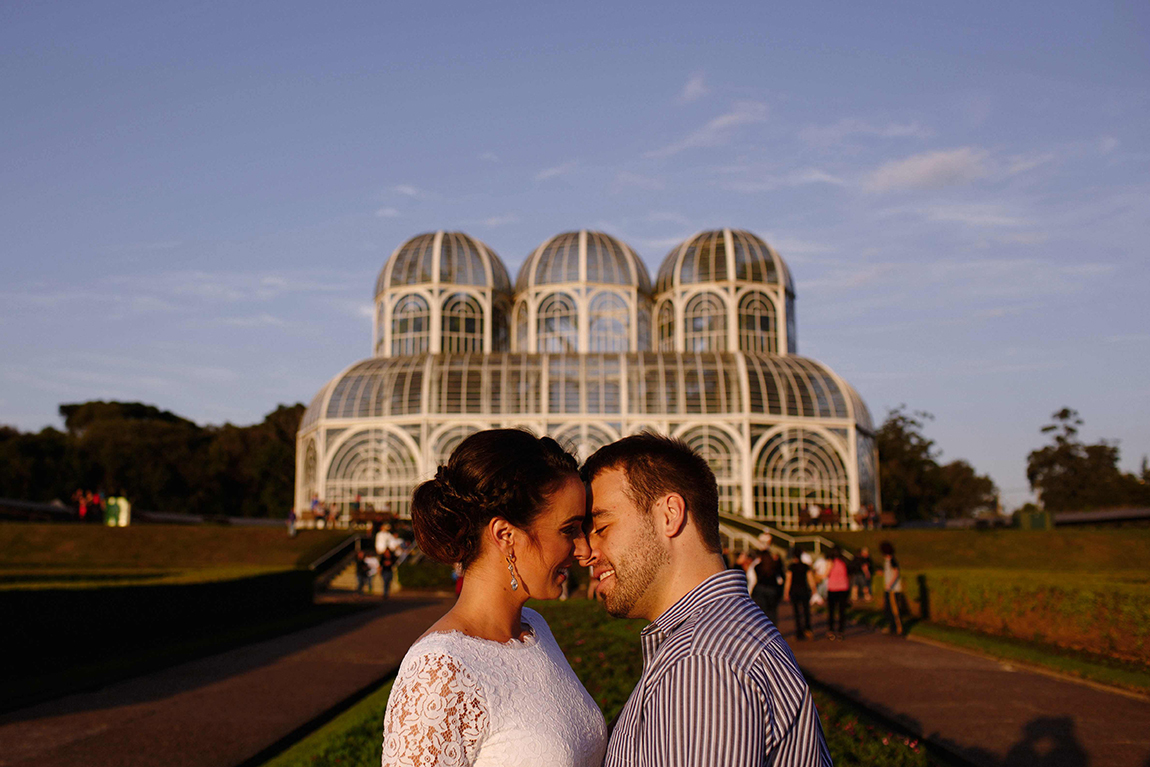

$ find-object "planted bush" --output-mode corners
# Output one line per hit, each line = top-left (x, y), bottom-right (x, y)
(906, 569), (1150, 665)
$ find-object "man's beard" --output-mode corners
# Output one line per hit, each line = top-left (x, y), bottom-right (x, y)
(603, 515), (669, 618)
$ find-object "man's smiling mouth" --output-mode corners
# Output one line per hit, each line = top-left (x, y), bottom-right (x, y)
(596, 569), (615, 582)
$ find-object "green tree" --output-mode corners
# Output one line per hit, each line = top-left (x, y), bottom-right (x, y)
(877, 406), (998, 522)
(1026, 408), (1150, 511)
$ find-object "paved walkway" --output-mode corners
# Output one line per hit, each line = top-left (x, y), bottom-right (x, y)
(0, 594), (451, 767)
(782, 609), (1150, 767)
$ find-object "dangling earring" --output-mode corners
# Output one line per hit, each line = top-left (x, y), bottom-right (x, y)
(506, 552), (519, 591)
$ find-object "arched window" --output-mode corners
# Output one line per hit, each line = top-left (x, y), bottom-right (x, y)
(588, 291), (629, 352)
(683, 292), (727, 352)
(302, 439), (317, 504)
(656, 300), (674, 351)
(682, 426), (741, 515)
(537, 292), (578, 353)
(738, 291), (777, 353)
(391, 294), (430, 356)
(514, 302), (528, 352)
(492, 302), (509, 352)
(441, 293), (484, 353)
(753, 427), (848, 528)
(325, 428), (420, 518)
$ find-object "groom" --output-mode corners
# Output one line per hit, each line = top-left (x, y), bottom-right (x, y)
(581, 432), (832, 767)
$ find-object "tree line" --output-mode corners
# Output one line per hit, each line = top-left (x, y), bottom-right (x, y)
(0, 401), (302, 517)
(878, 405), (1150, 521)
(2, 400), (1146, 520)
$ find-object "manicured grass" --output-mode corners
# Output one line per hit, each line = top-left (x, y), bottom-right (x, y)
(0, 522), (349, 571)
(824, 528), (1150, 572)
(257, 598), (946, 767)
(0, 564), (293, 590)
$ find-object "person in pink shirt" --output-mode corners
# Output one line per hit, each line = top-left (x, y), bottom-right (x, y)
(825, 546), (851, 640)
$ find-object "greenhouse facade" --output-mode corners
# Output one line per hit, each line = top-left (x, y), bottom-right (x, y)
(297, 228), (878, 529)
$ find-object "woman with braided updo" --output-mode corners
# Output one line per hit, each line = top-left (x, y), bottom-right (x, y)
(381, 429), (606, 767)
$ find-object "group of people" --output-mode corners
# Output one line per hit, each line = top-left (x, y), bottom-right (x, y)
(71, 489), (131, 526)
(380, 428), (835, 767)
(736, 541), (903, 641)
(353, 522), (406, 598)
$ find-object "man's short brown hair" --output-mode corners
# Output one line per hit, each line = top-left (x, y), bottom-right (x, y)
(581, 432), (722, 553)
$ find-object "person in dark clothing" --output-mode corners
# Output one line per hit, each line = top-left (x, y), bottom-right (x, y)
(848, 546), (874, 602)
(354, 550), (371, 594)
(378, 546), (396, 599)
(751, 549), (783, 626)
(783, 547), (816, 640)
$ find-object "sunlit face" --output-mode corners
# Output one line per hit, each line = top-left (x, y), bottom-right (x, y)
(585, 467), (669, 619)
(515, 476), (589, 600)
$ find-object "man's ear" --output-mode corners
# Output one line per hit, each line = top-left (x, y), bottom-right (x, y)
(659, 493), (689, 538)
(488, 517), (516, 554)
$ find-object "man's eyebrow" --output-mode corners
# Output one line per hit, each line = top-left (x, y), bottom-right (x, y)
(590, 507), (614, 521)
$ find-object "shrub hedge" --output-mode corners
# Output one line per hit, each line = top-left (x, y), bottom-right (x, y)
(904, 569), (1150, 665)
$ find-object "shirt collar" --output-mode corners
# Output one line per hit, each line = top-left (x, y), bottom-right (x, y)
(640, 569), (748, 650)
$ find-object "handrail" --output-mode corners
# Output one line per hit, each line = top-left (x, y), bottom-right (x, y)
(308, 533), (364, 572)
(718, 514), (852, 559)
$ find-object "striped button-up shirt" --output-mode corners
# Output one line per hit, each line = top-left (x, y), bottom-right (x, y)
(604, 569), (832, 767)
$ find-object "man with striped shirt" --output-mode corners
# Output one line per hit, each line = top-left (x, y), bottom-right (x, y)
(581, 433), (832, 767)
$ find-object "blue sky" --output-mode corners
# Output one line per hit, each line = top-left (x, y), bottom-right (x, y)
(2, 1), (1147, 507)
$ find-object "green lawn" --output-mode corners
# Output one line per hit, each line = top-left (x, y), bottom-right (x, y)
(258, 599), (944, 767)
(824, 528), (1150, 572)
(0, 522), (349, 571)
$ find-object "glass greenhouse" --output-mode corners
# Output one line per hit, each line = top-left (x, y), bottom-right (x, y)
(297, 228), (879, 528)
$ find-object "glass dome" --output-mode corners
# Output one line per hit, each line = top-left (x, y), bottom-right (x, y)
(515, 230), (652, 293)
(300, 351), (870, 428)
(375, 231), (512, 297)
(655, 229), (794, 295)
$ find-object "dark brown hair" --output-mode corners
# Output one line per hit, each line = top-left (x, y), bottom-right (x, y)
(411, 429), (578, 568)
(581, 431), (721, 553)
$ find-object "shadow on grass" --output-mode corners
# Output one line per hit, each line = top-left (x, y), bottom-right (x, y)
(0, 596), (441, 721)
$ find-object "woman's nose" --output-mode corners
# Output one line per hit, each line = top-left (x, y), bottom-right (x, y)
(573, 533), (592, 564)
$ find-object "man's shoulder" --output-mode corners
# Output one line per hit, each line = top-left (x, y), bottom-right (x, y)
(661, 591), (781, 669)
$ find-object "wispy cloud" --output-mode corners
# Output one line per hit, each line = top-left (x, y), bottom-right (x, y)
(865, 147), (991, 192)
(478, 214), (520, 227)
(920, 203), (1028, 228)
(375, 207), (401, 218)
(536, 161), (578, 181)
(645, 101), (767, 158)
(614, 171), (665, 191)
(391, 184), (427, 198)
(478, 152), (500, 162)
(1006, 153), (1056, 175)
(799, 119), (930, 146)
(1099, 136), (1119, 154)
(722, 168), (846, 193)
(677, 71), (708, 104)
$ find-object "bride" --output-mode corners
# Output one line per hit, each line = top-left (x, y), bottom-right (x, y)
(381, 429), (606, 767)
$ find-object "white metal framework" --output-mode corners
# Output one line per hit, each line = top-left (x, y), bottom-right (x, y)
(298, 228), (879, 529)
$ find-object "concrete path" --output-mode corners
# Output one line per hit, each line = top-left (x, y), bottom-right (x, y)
(781, 608), (1150, 767)
(0, 594), (451, 767)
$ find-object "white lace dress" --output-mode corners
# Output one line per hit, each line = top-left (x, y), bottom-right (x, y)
(381, 607), (607, 767)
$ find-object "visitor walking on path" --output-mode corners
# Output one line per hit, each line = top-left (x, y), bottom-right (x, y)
(751, 548), (783, 627)
(825, 546), (850, 639)
(881, 540), (906, 635)
(849, 546), (873, 602)
(377, 546), (395, 599)
(783, 547), (816, 640)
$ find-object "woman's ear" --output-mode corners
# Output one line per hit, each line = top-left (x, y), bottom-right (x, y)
(488, 517), (516, 554)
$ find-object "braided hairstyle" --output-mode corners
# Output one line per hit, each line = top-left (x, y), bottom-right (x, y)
(411, 429), (579, 568)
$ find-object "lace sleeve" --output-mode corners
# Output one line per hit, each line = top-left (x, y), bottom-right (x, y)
(382, 650), (489, 767)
